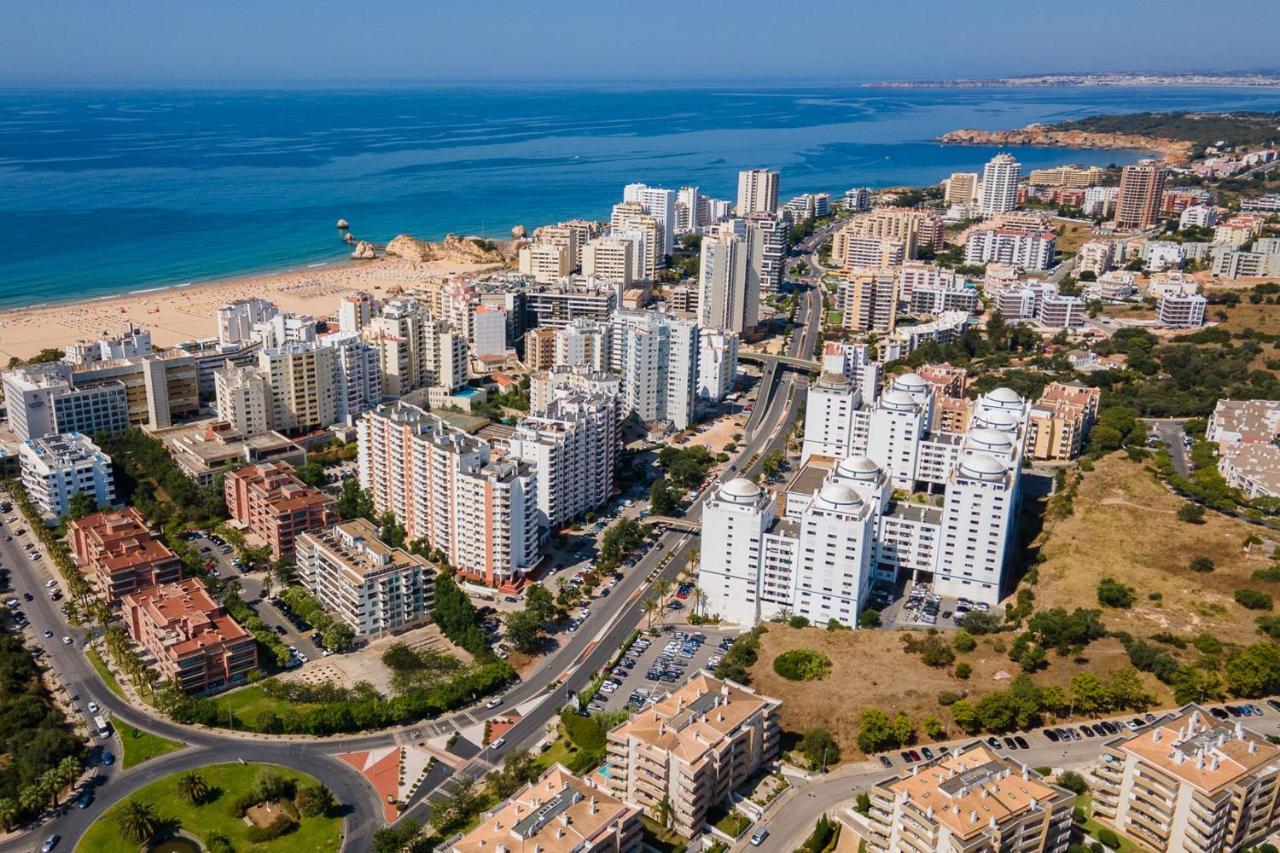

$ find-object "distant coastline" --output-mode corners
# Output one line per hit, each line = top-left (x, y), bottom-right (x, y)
(867, 72), (1280, 89)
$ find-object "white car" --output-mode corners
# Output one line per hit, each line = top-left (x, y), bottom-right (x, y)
(485, 697), (503, 709)
(489, 737), (506, 750)
(44, 579), (58, 589)
(87, 701), (100, 713)
(61, 636), (72, 646)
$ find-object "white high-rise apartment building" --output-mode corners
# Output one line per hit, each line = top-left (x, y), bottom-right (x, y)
(366, 299), (467, 397)
(2, 363), (129, 442)
(251, 311), (317, 349)
(581, 236), (640, 286)
(471, 306), (508, 358)
(19, 433), (116, 520)
(338, 292), (377, 335)
(610, 310), (700, 430)
(747, 216), (787, 295)
(554, 319), (610, 372)
(610, 201), (660, 279)
(736, 169), (780, 216)
(508, 392), (619, 529)
(358, 402), (539, 587)
(675, 185), (707, 234)
(697, 231), (757, 334)
(623, 183), (676, 257)
(217, 298), (277, 347)
(533, 220), (599, 270)
(713, 378), (1029, 618)
(325, 332), (382, 425)
(979, 153), (1021, 216)
(696, 328), (739, 407)
(214, 365), (271, 436)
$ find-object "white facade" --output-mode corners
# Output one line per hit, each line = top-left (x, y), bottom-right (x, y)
(508, 392), (619, 529)
(623, 184), (676, 257)
(554, 319), (610, 372)
(979, 153), (1020, 216)
(801, 374), (863, 462)
(736, 169), (779, 217)
(2, 363), (129, 442)
(698, 231), (757, 334)
(965, 228), (1055, 270)
(367, 299), (468, 397)
(217, 298), (277, 347)
(1158, 293), (1207, 328)
(338, 292), (376, 335)
(19, 432), (116, 520)
(610, 310), (700, 430)
(700, 479), (779, 626)
(581, 236), (640, 286)
(518, 243), (572, 284)
(696, 328), (739, 408)
(214, 364), (272, 436)
(471, 306), (509, 358)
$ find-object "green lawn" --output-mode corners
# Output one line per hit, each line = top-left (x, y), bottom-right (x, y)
(84, 648), (125, 701)
(1076, 794), (1142, 853)
(711, 808), (752, 839)
(119, 725), (184, 769)
(77, 763), (342, 853)
(210, 682), (318, 729)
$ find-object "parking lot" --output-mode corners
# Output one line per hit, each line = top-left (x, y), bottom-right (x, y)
(583, 625), (741, 714)
(878, 581), (989, 631)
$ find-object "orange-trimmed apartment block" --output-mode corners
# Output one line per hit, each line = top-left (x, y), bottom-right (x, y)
(69, 507), (184, 602)
(122, 577), (257, 694)
(225, 462), (338, 560)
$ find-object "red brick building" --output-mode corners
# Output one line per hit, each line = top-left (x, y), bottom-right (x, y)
(225, 462), (338, 561)
(122, 578), (257, 694)
(69, 508), (184, 602)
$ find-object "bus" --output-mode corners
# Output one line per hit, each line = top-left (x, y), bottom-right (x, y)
(93, 715), (111, 739)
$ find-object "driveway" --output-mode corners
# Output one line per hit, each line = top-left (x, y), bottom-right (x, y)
(1145, 418), (1191, 476)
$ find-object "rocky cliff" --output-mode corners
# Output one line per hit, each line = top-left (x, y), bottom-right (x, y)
(384, 233), (508, 266)
(938, 124), (1194, 164)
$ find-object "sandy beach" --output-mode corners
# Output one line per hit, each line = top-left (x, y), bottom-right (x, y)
(0, 257), (504, 362)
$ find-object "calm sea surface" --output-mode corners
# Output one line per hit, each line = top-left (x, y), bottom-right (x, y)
(3, 83), (1280, 308)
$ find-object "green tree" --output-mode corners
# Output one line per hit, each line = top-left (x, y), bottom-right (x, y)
(337, 478), (374, 521)
(65, 490), (99, 520)
(649, 478), (676, 516)
(505, 609), (545, 653)
(117, 800), (159, 844)
(295, 461), (327, 488)
(798, 727), (840, 770)
(1190, 556), (1215, 573)
(322, 621), (356, 653)
(252, 767), (292, 802)
(859, 608), (882, 628)
(856, 709), (893, 753)
(1055, 770), (1089, 795)
(296, 782), (336, 817)
(0, 798), (16, 832)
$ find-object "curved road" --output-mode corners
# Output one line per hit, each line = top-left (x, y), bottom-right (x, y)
(1, 257), (827, 850)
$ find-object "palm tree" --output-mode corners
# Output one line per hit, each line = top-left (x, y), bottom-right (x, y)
(695, 588), (709, 619)
(18, 784), (42, 815)
(38, 769), (62, 808)
(177, 771), (209, 806)
(655, 578), (673, 603)
(56, 756), (80, 790)
(656, 794), (675, 832)
(117, 800), (159, 845)
(0, 798), (18, 832)
(643, 596), (661, 630)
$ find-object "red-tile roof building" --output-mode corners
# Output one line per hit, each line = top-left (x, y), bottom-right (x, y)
(225, 462), (338, 560)
(122, 578), (257, 694)
(69, 507), (184, 602)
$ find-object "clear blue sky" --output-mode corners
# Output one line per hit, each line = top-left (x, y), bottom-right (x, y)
(4, 0), (1278, 86)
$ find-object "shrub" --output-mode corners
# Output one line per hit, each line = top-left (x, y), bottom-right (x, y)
(252, 767), (294, 803)
(1096, 827), (1122, 850)
(954, 663), (972, 679)
(245, 813), (298, 843)
(773, 649), (832, 681)
(227, 792), (256, 819)
(959, 610), (1003, 634)
(560, 708), (606, 751)
(798, 727), (840, 769)
(1257, 615), (1280, 640)
(1189, 556), (1215, 574)
(788, 615), (810, 629)
(205, 834), (235, 853)
(1253, 566), (1280, 582)
(1177, 503), (1206, 524)
(1056, 770), (1089, 795)
(1236, 589), (1274, 611)
(1097, 577), (1135, 608)
(858, 608), (881, 628)
(937, 690), (964, 706)
(924, 717), (945, 739)
(952, 631), (977, 653)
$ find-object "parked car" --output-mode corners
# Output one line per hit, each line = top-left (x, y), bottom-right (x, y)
(489, 737), (506, 750)
(879, 755), (893, 768)
(750, 828), (769, 847)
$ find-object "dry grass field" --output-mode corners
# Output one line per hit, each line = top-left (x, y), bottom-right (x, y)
(1053, 218), (1095, 255)
(1213, 295), (1280, 337)
(1034, 454), (1277, 649)
(743, 454), (1280, 763)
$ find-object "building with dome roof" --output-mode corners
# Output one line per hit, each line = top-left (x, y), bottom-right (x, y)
(705, 373), (1031, 621)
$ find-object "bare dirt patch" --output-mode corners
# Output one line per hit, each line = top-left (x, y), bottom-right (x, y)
(1034, 454), (1277, 649)
(245, 800), (291, 828)
(744, 624), (1158, 762)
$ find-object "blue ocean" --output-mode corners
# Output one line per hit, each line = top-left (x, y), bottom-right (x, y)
(3, 83), (1280, 308)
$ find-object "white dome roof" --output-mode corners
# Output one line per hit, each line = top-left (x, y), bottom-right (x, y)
(818, 482), (862, 508)
(968, 428), (1014, 450)
(979, 409), (1019, 430)
(959, 453), (1007, 480)
(880, 390), (917, 410)
(720, 478), (761, 502)
(837, 456), (880, 480)
(985, 387), (1023, 405)
(893, 372), (927, 391)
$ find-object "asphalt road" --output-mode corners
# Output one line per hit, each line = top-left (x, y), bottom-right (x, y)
(1146, 418), (1192, 476)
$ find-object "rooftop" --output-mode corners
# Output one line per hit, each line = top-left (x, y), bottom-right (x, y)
(1117, 705), (1280, 795)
